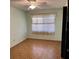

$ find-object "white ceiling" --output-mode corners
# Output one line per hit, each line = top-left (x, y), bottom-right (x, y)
(11, 0), (68, 11)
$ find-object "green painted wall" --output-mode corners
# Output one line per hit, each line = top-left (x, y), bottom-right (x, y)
(10, 6), (29, 47)
(27, 8), (63, 41)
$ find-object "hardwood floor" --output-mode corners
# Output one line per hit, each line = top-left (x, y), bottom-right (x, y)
(11, 38), (61, 59)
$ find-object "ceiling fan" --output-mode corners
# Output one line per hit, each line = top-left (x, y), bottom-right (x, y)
(27, 0), (37, 10)
(27, 0), (48, 10)
(11, 0), (49, 10)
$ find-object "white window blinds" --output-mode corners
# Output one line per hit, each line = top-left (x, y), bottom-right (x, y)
(32, 14), (55, 33)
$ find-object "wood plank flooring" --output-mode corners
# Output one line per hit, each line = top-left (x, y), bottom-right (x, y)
(11, 38), (61, 59)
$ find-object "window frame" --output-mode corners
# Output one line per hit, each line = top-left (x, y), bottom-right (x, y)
(31, 14), (56, 35)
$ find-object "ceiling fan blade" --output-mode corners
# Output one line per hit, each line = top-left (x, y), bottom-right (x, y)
(36, 2), (48, 6)
(27, 0), (36, 1)
(11, 0), (23, 1)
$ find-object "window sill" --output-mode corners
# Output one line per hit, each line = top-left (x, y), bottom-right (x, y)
(31, 32), (55, 35)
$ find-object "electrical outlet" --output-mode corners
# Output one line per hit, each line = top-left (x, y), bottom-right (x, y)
(13, 40), (15, 41)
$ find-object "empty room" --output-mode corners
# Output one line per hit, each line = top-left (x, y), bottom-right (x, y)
(10, 0), (68, 59)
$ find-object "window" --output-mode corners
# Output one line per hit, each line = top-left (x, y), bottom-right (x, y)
(32, 14), (55, 35)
